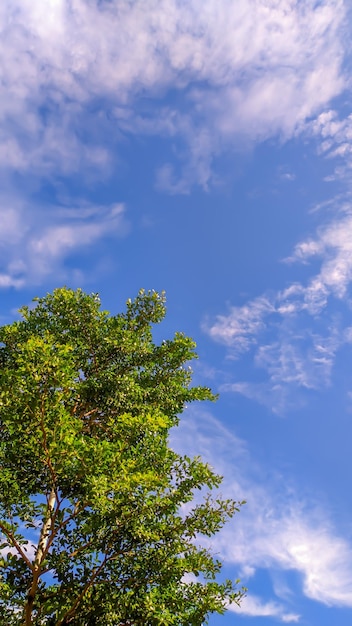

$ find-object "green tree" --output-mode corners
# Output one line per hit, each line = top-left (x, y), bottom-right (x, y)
(0, 287), (244, 625)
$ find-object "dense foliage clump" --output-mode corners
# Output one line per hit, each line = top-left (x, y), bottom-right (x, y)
(0, 287), (244, 625)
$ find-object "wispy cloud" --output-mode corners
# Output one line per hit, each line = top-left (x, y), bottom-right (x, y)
(205, 296), (275, 356)
(304, 109), (352, 182)
(204, 199), (352, 411)
(205, 303), (343, 413)
(0, 200), (128, 288)
(0, 0), (348, 292)
(229, 594), (300, 622)
(0, 0), (347, 190)
(172, 409), (352, 615)
(287, 210), (352, 301)
(232, 505), (352, 608)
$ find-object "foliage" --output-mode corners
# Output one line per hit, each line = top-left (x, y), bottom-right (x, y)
(0, 287), (244, 625)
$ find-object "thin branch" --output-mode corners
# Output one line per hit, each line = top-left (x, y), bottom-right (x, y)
(43, 501), (87, 559)
(68, 536), (96, 559)
(56, 556), (109, 626)
(55, 545), (138, 625)
(81, 408), (99, 419)
(0, 521), (33, 570)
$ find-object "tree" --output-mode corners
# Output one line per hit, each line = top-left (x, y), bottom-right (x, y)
(0, 287), (244, 625)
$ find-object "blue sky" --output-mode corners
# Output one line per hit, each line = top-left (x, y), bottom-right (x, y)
(2, 0), (352, 623)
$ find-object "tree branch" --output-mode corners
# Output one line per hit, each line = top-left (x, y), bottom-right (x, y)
(0, 520), (33, 570)
(56, 556), (109, 626)
(34, 488), (56, 571)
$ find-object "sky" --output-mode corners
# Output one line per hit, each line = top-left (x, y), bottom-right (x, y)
(2, 0), (352, 624)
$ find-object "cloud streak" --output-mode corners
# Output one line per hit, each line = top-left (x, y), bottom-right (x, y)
(172, 409), (352, 616)
(228, 594), (300, 623)
(0, 200), (128, 288)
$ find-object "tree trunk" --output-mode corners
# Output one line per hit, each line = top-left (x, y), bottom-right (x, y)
(23, 488), (56, 625)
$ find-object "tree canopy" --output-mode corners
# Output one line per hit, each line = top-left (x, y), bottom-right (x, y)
(0, 287), (244, 625)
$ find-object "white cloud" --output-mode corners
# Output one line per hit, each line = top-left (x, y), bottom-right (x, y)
(172, 410), (352, 612)
(0, 200), (128, 288)
(204, 296), (275, 356)
(255, 328), (340, 389)
(288, 211), (352, 301)
(204, 202), (352, 411)
(206, 300), (342, 410)
(0, 0), (347, 189)
(0, 0), (347, 291)
(305, 110), (352, 182)
(229, 594), (300, 622)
